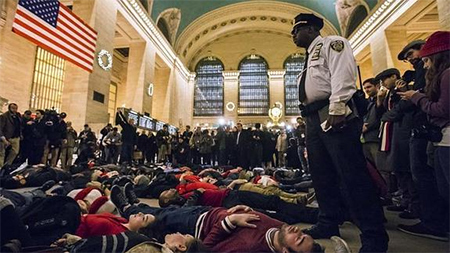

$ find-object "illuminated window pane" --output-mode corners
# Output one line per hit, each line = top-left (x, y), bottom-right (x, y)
(194, 57), (224, 116)
(108, 82), (118, 123)
(284, 54), (305, 116)
(30, 47), (66, 112)
(238, 54), (269, 115)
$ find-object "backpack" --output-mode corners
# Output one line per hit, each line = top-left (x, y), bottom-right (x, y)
(20, 196), (81, 246)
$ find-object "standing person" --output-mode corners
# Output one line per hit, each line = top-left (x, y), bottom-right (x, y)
(60, 121), (77, 170)
(28, 110), (48, 165)
(361, 78), (382, 169)
(117, 111), (137, 165)
(156, 125), (170, 163)
(398, 31), (450, 240)
(276, 129), (288, 167)
(250, 123), (263, 168)
(137, 131), (149, 164)
(78, 124), (97, 156)
(291, 13), (388, 251)
(189, 127), (202, 165)
(234, 123), (250, 170)
(0, 103), (21, 168)
(199, 129), (213, 165)
(43, 112), (67, 167)
(294, 118), (308, 172)
(262, 127), (275, 168)
(146, 132), (158, 164)
(182, 125), (193, 144)
(103, 127), (122, 164)
(216, 126), (227, 166)
(19, 110), (33, 164)
(99, 123), (113, 162)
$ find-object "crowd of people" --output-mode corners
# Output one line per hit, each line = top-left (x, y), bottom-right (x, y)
(0, 11), (448, 253)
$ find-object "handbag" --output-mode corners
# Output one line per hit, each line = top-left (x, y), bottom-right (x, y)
(411, 124), (443, 142)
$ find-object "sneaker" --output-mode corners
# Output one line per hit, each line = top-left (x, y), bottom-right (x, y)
(110, 185), (129, 212)
(398, 210), (419, 220)
(398, 222), (449, 241)
(302, 225), (340, 239)
(124, 182), (139, 204)
(331, 236), (351, 253)
(386, 204), (406, 212)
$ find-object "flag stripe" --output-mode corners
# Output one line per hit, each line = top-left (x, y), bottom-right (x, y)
(58, 14), (96, 45)
(17, 6), (96, 51)
(59, 4), (97, 37)
(12, 23), (93, 72)
(13, 18), (93, 66)
(59, 6), (97, 40)
(57, 18), (96, 49)
(16, 8), (94, 60)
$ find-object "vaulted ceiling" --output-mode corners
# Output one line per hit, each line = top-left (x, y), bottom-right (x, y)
(150, 0), (379, 71)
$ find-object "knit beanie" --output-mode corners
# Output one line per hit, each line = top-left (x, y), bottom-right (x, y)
(420, 31), (450, 57)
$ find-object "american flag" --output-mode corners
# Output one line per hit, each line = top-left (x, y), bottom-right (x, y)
(12, 0), (97, 72)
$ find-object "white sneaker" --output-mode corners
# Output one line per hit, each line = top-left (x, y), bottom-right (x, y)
(331, 236), (351, 253)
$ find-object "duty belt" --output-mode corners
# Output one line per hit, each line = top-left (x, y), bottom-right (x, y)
(299, 99), (329, 117)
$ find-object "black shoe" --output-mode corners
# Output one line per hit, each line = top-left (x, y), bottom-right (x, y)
(386, 204), (406, 212)
(38, 180), (56, 192)
(399, 210), (419, 220)
(302, 225), (340, 239)
(398, 223), (448, 241)
(110, 185), (129, 211)
(124, 182), (139, 204)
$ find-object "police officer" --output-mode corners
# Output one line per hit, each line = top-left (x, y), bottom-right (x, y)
(291, 13), (388, 252)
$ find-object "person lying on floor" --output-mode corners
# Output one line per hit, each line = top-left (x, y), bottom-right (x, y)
(109, 185), (323, 253)
(52, 231), (206, 253)
(159, 186), (318, 224)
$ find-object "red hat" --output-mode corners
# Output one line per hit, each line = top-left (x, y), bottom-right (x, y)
(420, 31), (450, 58)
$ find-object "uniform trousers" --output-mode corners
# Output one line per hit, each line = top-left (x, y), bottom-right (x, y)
(305, 112), (388, 251)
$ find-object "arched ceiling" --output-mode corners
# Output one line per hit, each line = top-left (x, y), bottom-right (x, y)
(150, 0), (379, 71)
(151, 0), (379, 37)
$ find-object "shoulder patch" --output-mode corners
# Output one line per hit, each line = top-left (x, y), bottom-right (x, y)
(330, 40), (344, 52)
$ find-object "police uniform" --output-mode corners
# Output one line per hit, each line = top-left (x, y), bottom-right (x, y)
(293, 13), (388, 252)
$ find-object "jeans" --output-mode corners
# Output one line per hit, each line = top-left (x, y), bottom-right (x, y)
(305, 112), (388, 251)
(435, 146), (450, 202)
(60, 147), (74, 170)
(410, 137), (447, 232)
(120, 143), (133, 164)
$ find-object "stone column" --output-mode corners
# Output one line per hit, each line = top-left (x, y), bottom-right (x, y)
(123, 41), (146, 112)
(61, 0), (117, 132)
(222, 71), (240, 124)
(370, 29), (410, 76)
(437, 0), (450, 30)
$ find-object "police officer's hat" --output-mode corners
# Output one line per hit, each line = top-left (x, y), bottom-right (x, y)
(292, 13), (324, 31)
(397, 40), (426, 60)
(374, 68), (401, 83)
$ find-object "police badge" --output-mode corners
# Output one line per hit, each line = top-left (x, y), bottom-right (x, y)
(331, 40), (344, 52)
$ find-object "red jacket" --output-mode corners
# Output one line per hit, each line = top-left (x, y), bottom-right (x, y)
(176, 175), (218, 195)
(76, 213), (128, 238)
(200, 207), (284, 252)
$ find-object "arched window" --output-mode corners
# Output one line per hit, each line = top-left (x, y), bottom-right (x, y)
(238, 54), (269, 115)
(157, 18), (171, 43)
(284, 53), (305, 116)
(346, 5), (368, 37)
(194, 57), (224, 116)
(138, 0), (148, 12)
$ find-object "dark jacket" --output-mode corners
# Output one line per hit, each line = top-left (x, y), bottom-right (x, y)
(0, 111), (21, 139)
(363, 97), (381, 143)
(32, 119), (49, 147)
(137, 133), (148, 151)
(156, 130), (170, 147)
(117, 112), (137, 145)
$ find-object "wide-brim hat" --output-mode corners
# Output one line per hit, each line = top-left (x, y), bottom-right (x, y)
(397, 40), (426, 60)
